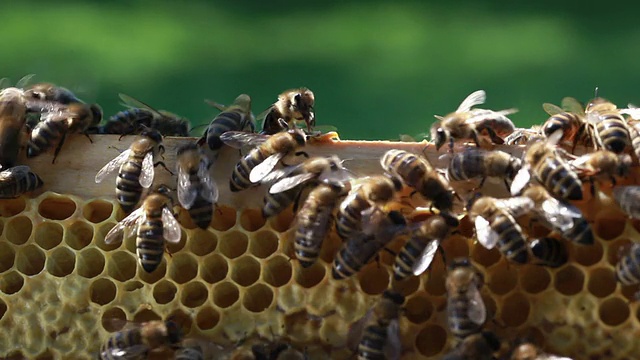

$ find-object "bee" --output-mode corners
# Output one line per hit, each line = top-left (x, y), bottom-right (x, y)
(99, 320), (182, 360)
(393, 215), (451, 281)
(613, 186), (640, 219)
(0, 165), (44, 199)
(504, 126), (542, 145)
(584, 95), (631, 154)
(569, 150), (631, 194)
(522, 185), (593, 245)
(199, 94), (255, 153)
(104, 185), (181, 273)
(445, 258), (486, 340)
(335, 175), (403, 240)
(468, 196), (533, 264)
(431, 90), (517, 152)
(0, 87), (28, 169)
(95, 128), (168, 213)
(615, 243), (640, 288)
(620, 104), (640, 159)
(540, 99), (584, 149)
(333, 209), (407, 280)
(221, 127), (307, 192)
(260, 88), (315, 135)
(251, 340), (306, 360)
(106, 94), (190, 136)
(24, 82), (82, 104)
(175, 143), (218, 229)
(509, 340), (573, 360)
(511, 130), (584, 201)
(529, 238), (569, 268)
(442, 331), (501, 360)
(446, 148), (522, 190)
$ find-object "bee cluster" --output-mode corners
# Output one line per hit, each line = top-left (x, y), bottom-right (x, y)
(2, 78), (640, 359)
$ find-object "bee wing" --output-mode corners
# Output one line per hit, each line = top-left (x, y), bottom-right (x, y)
(259, 165), (299, 185)
(104, 208), (144, 244)
(620, 106), (640, 120)
(412, 239), (440, 276)
(269, 173), (315, 194)
(383, 319), (402, 360)
(138, 152), (155, 189)
(16, 74), (36, 89)
(250, 153), (285, 183)
(561, 97), (585, 115)
(95, 150), (131, 183)
(456, 90), (486, 113)
(198, 160), (218, 203)
(474, 216), (498, 249)
(101, 344), (148, 359)
(541, 198), (582, 232)
(546, 129), (564, 146)
(162, 207), (182, 244)
(510, 168), (531, 196)
(177, 167), (197, 209)
(569, 154), (591, 169)
(466, 284), (487, 325)
(497, 197), (534, 216)
(204, 99), (227, 112)
(346, 308), (373, 351)
(220, 131), (269, 149)
(543, 103), (565, 116)
(118, 93), (164, 117)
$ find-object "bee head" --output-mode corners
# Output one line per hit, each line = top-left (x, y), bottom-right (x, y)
(618, 154), (632, 177)
(382, 290), (405, 305)
(141, 127), (163, 143)
(164, 320), (183, 344)
(433, 127), (447, 151)
(290, 129), (307, 147)
(89, 104), (103, 125)
(448, 257), (472, 271)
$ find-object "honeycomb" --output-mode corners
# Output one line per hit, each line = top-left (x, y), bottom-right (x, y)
(1, 134), (639, 359)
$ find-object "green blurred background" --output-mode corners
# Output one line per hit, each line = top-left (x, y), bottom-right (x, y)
(3, 1), (639, 140)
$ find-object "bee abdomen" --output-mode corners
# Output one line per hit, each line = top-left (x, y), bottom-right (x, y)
(358, 325), (388, 360)
(537, 159), (583, 201)
(137, 219), (165, 273)
(101, 329), (142, 360)
(562, 218), (594, 245)
(188, 197), (213, 229)
(230, 151), (265, 192)
(597, 117), (630, 154)
(27, 121), (67, 157)
(332, 247), (362, 280)
(448, 151), (483, 181)
(207, 112), (244, 150)
(393, 239), (423, 280)
(116, 160), (143, 213)
(104, 109), (154, 134)
(543, 113), (580, 138)
(262, 187), (298, 218)
(530, 238), (568, 268)
(493, 215), (528, 263)
(448, 296), (482, 339)
(617, 247), (640, 286)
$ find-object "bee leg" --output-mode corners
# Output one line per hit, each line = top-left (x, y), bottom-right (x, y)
(438, 246), (447, 268)
(158, 145), (166, 159)
(484, 127), (505, 146)
(291, 188), (306, 214)
(471, 130), (482, 148)
(502, 179), (511, 193)
(51, 132), (68, 164)
(154, 161), (174, 176)
(381, 247), (397, 257)
(83, 132), (94, 144)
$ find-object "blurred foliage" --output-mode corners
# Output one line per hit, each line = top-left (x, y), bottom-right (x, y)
(1, 1), (639, 140)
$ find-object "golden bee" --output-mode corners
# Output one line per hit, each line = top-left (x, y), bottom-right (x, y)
(583, 95), (631, 154)
(251, 340), (306, 360)
(445, 258), (487, 340)
(569, 150), (631, 194)
(199, 94), (255, 154)
(259, 88), (315, 135)
(615, 243), (640, 288)
(504, 126), (542, 146)
(442, 331), (501, 360)
(24, 82), (82, 105)
(105, 93), (190, 136)
(175, 143), (218, 229)
(0, 87), (28, 169)
(104, 185), (181, 273)
(0, 165), (44, 199)
(529, 237), (569, 268)
(508, 340), (573, 360)
(620, 103), (640, 159)
(99, 320), (182, 360)
(431, 90), (517, 152)
(446, 148), (522, 190)
(541, 99), (585, 149)
(613, 185), (640, 219)
(95, 128), (168, 213)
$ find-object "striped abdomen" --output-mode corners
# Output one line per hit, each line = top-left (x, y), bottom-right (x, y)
(381, 150), (426, 189)
(542, 112), (581, 142)
(448, 151), (485, 181)
(447, 292), (483, 339)
(0, 171), (43, 198)
(174, 345), (204, 360)
(336, 194), (370, 239)
(616, 245), (640, 286)
(596, 114), (630, 154)
(358, 323), (389, 360)
(294, 192), (337, 268)
(230, 149), (266, 192)
(100, 329), (143, 360)
(189, 196), (213, 230)
(491, 213), (528, 264)
(103, 108), (154, 135)
(530, 238), (568, 268)
(27, 119), (68, 157)
(393, 236), (427, 281)
(561, 217), (594, 245)
(116, 153), (144, 213)
(262, 187), (300, 218)
(136, 211), (165, 273)
(206, 111), (249, 150)
(628, 121), (640, 160)
(332, 235), (378, 280)
(534, 157), (583, 201)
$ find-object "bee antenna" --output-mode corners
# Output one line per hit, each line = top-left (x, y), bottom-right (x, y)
(594, 86), (599, 98)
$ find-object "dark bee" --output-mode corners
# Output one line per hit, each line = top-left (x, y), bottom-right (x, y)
(468, 196), (533, 264)
(584, 96), (631, 154)
(176, 143), (218, 229)
(0, 165), (44, 199)
(620, 104), (640, 159)
(24, 82), (82, 104)
(508, 340), (573, 360)
(445, 258), (486, 340)
(259, 88), (315, 135)
(104, 186), (181, 273)
(104, 94), (190, 136)
(613, 186), (640, 219)
(447, 148), (522, 190)
(99, 320), (182, 360)
(251, 340), (306, 360)
(442, 331), (501, 360)
(431, 90), (516, 152)
(199, 94), (255, 154)
(504, 126), (541, 146)
(95, 129), (168, 213)
(615, 243), (640, 287)
(0, 87), (28, 169)
(570, 150), (631, 194)
(541, 99), (584, 149)
(529, 238), (569, 268)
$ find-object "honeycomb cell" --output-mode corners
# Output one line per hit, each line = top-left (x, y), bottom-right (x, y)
(5, 216), (32, 245)
(213, 281), (240, 308)
(101, 307), (127, 331)
(599, 297), (629, 326)
(167, 308), (193, 334)
(263, 255), (292, 288)
(196, 306), (220, 330)
(415, 324), (447, 357)
(77, 248), (105, 278)
(181, 281), (209, 308)
(588, 267), (617, 298)
(0, 197), (26, 216)
(107, 251), (137, 282)
(633, 219), (640, 235)
(153, 280), (177, 304)
(124, 280), (144, 292)
(168, 253), (198, 284)
(441, 235), (470, 259)
(294, 262), (325, 289)
(594, 215), (626, 241)
(90, 278), (116, 305)
(46, 246), (76, 277)
(65, 220), (94, 250)
(358, 263), (390, 295)
(34, 222), (63, 250)
(404, 295), (433, 324)
(219, 230), (248, 259)
(211, 205), (236, 231)
(0, 270), (24, 295)
(200, 253), (228, 284)
(573, 240), (603, 266)
(189, 230), (217, 256)
(423, 261), (447, 296)
(250, 230), (279, 259)
(270, 208), (294, 233)
(166, 229), (187, 254)
(554, 265), (585, 295)
(240, 208), (266, 232)
(391, 275), (420, 297)
(0, 298), (7, 321)
(34, 349), (55, 360)
(83, 200), (113, 223)
(501, 292), (530, 327)
(621, 283), (640, 302)
(16, 244), (45, 276)
(96, 222), (120, 251)
(243, 283), (274, 313)
(519, 265), (551, 294)
(0, 242), (15, 272)
(133, 308), (161, 323)
(38, 195), (77, 220)
(230, 256), (261, 287)
(174, 206), (197, 230)
(471, 242), (502, 268)
(487, 261), (518, 295)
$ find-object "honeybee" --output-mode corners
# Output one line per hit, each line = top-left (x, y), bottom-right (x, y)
(99, 320), (182, 360)
(199, 94), (255, 153)
(620, 104), (640, 159)
(220, 127), (307, 192)
(445, 258), (486, 340)
(529, 238), (568, 268)
(468, 196), (533, 264)
(176, 143), (218, 229)
(613, 186), (640, 219)
(0, 165), (44, 199)
(95, 128), (168, 213)
(584, 95), (631, 154)
(393, 215), (451, 281)
(0, 87), (28, 169)
(569, 150), (631, 194)
(447, 148), (522, 190)
(107, 94), (190, 136)
(522, 185), (593, 245)
(251, 340), (306, 360)
(511, 130), (584, 201)
(509, 340), (573, 360)
(24, 82), (82, 104)
(335, 175), (403, 240)
(260, 88), (315, 135)
(431, 90), (517, 152)
(504, 126), (542, 145)
(333, 209), (407, 280)
(104, 186), (181, 273)
(615, 243), (640, 288)
(540, 99), (585, 149)
(441, 331), (501, 360)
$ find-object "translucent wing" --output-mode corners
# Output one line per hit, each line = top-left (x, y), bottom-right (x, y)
(456, 90), (486, 113)
(95, 150), (131, 183)
(543, 103), (564, 116)
(412, 239), (440, 276)
(104, 208), (143, 244)
(220, 131), (269, 149)
(569, 154), (591, 168)
(475, 216), (498, 249)
(561, 97), (585, 115)
(620, 105), (640, 120)
(269, 173), (316, 194)
(204, 99), (227, 112)
(546, 129), (564, 146)
(177, 167), (197, 209)
(384, 319), (402, 360)
(198, 160), (218, 203)
(497, 197), (534, 216)
(510, 168), (531, 196)
(16, 74), (36, 89)
(162, 207), (182, 244)
(346, 308), (373, 351)
(466, 285), (487, 325)
(118, 93), (164, 117)
(259, 165), (299, 184)
(541, 198), (582, 232)
(101, 344), (148, 359)
(139, 152), (154, 188)
(250, 153), (284, 183)
(0, 78), (9, 89)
